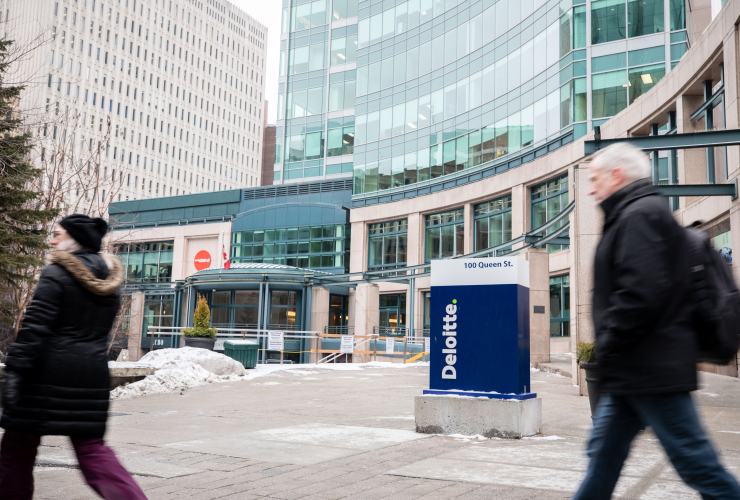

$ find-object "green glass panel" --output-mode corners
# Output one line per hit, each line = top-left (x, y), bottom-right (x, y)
(629, 46), (665, 66)
(592, 70), (628, 118)
(669, 0), (685, 30)
(591, 0), (626, 44)
(592, 52), (626, 73)
(628, 0), (664, 37)
(574, 78), (587, 122)
(628, 63), (666, 104)
(671, 43), (687, 61)
(455, 134), (468, 170)
(574, 6), (587, 48)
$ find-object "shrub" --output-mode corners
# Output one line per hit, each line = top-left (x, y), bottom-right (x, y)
(576, 341), (596, 365)
(181, 295), (218, 338)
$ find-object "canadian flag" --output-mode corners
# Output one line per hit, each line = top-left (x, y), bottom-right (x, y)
(222, 244), (231, 270)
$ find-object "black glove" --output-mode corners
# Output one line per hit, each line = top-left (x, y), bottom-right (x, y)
(2, 370), (21, 412)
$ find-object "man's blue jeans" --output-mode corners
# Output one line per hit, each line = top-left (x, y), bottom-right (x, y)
(573, 392), (740, 500)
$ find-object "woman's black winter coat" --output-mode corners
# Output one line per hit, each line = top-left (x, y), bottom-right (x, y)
(1, 249), (124, 438)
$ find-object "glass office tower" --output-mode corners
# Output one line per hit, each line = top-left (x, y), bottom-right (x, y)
(274, 0), (689, 192)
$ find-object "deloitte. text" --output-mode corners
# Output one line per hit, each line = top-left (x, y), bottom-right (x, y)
(441, 301), (458, 379)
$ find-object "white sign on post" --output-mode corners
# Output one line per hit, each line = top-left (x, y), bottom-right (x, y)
(386, 338), (395, 355)
(340, 335), (354, 354)
(268, 330), (285, 351)
(424, 337), (430, 353)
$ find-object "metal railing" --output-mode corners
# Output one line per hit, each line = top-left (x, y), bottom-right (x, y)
(147, 326), (319, 364)
(373, 326), (408, 337)
(146, 326), (430, 366)
(324, 325), (355, 335)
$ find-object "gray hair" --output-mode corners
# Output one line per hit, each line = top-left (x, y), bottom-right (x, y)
(591, 142), (650, 182)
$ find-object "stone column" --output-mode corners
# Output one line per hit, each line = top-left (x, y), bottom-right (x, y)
(510, 184), (527, 239)
(724, 27), (740, 178)
(128, 291), (145, 361)
(349, 221), (367, 273)
(571, 166), (603, 389)
(353, 283), (379, 363)
(676, 94), (707, 208)
(521, 248), (549, 368)
(310, 286), (330, 363)
(463, 203), (474, 254)
(407, 213), (423, 266)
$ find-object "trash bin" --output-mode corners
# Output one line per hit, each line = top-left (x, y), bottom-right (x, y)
(223, 340), (259, 369)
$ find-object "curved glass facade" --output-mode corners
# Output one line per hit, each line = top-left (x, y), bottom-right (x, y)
(275, 0), (688, 195)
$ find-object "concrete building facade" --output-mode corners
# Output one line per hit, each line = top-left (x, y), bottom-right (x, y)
(13, 0), (267, 207)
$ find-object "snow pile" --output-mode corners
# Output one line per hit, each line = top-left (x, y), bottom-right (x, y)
(134, 347), (246, 376)
(110, 347), (245, 400)
(109, 353), (430, 400)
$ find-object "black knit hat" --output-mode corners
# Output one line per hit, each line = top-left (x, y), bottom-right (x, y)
(58, 214), (108, 252)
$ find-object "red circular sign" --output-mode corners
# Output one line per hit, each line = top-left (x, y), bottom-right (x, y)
(194, 250), (212, 271)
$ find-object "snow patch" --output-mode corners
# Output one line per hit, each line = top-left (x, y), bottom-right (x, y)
(110, 354), (431, 400)
(523, 435), (565, 440)
(131, 347), (246, 376)
(110, 348), (245, 400)
(435, 433), (500, 441)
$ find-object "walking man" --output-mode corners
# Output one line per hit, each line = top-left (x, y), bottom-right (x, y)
(573, 143), (740, 499)
(0, 214), (147, 499)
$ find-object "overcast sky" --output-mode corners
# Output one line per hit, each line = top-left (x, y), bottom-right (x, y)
(234, 0), (282, 125)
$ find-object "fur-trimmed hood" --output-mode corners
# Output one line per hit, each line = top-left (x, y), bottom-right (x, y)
(49, 251), (124, 296)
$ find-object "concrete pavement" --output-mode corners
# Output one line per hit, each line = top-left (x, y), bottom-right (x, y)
(15, 361), (740, 499)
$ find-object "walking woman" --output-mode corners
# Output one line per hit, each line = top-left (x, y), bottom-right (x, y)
(0, 214), (147, 499)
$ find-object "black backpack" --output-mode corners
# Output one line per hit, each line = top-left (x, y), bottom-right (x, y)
(685, 225), (740, 365)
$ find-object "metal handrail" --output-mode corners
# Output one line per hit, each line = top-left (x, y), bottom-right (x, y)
(147, 326), (319, 338)
(324, 325), (355, 335)
(373, 326), (408, 336)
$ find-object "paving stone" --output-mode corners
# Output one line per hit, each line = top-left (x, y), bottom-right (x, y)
(17, 367), (740, 499)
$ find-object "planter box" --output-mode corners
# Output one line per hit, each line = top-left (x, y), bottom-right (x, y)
(183, 337), (216, 350)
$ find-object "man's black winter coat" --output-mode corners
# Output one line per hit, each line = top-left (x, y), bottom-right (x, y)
(593, 179), (697, 395)
(1, 249), (123, 438)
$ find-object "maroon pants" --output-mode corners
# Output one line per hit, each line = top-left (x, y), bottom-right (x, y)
(0, 431), (147, 500)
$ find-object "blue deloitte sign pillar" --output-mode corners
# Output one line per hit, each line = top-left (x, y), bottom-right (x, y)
(425, 257), (534, 400)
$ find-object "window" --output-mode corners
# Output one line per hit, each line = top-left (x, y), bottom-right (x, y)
(592, 69), (628, 118)
(550, 275), (570, 337)
(332, 0), (358, 21)
(425, 208), (464, 262)
(329, 295), (349, 327)
(368, 219), (408, 271)
(669, 0), (685, 30)
(209, 290), (260, 328)
(327, 125), (354, 156)
(379, 294), (406, 332)
(628, 0), (664, 37)
(328, 80), (356, 111)
(142, 294), (175, 347)
(591, 0), (626, 44)
(628, 63), (666, 104)
(270, 290), (300, 333)
(231, 225), (350, 271)
(114, 241), (174, 282)
(531, 174), (569, 252)
(474, 195), (512, 254)
(330, 35), (357, 65)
